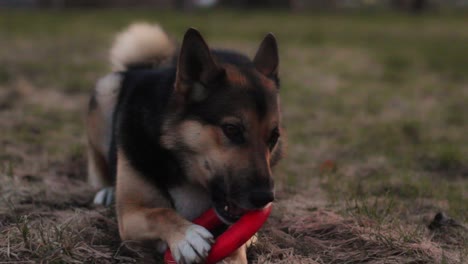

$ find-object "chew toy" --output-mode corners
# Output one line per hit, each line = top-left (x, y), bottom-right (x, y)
(164, 204), (272, 264)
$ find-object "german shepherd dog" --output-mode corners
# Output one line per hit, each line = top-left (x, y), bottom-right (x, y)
(86, 23), (284, 263)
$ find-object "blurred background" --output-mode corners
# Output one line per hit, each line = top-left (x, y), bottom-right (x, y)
(0, 1), (467, 263)
(2, 0), (468, 11)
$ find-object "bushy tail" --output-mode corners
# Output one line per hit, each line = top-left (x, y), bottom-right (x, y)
(110, 22), (175, 71)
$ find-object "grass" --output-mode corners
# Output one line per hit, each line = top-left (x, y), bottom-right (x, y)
(0, 8), (467, 263)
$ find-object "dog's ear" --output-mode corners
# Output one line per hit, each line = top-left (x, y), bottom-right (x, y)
(175, 28), (225, 102)
(254, 33), (279, 81)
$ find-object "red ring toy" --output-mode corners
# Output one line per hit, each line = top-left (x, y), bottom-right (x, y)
(164, 203), (272, 264)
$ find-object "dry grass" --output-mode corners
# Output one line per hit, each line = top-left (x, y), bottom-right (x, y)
(1, 9), (467, 263)
(252, 194), (465, 264)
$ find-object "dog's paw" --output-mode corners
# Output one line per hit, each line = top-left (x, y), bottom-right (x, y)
(170, 224), (214, 264)
(93, 187), (115, 206)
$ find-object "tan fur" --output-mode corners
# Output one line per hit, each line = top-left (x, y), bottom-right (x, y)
(115, 148), (193, 246)
(161, 109), (281, 190)
(221, 244), (248, 264)
(86, 74), (121, 189)
(223, 64), (250, 87)
(161, 119), (254, 187)
(161, 120), (218, 186)
(110, 23), (175, 71)
(86, 145), (110, 189)
(257, 70), (277, 91)
(219, 234), (259, 263)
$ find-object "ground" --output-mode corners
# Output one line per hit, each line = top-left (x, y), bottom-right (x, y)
(0, 9), (467, 263)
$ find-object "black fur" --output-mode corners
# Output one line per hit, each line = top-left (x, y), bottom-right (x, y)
(111, 67), (181, 202)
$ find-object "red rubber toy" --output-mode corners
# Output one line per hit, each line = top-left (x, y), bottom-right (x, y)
(164, 204), (272, 264)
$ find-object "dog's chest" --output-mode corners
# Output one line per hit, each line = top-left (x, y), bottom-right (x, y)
(168, 184), (212, 221)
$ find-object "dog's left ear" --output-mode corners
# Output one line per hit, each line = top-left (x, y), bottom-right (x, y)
(254, 33), (279, 82)
(175, 28), (225, 103)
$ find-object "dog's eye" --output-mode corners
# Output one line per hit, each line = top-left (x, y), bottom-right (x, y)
(222, 124), (244, 144)
(268, 127), (280, 151)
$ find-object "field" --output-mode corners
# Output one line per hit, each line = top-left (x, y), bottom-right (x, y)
(0, 9), (467, 263)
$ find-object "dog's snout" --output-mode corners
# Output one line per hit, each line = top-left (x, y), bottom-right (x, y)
(249, 190), (274, 208)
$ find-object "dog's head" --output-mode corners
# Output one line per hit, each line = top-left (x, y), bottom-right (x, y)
(162, 28), (284, 223)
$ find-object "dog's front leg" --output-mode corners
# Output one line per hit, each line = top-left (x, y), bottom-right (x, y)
(119, 207), (213, 263)
(116, 150), (213, 264)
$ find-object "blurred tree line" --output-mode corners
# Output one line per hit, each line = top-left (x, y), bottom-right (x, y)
(1, 0), (468, 12)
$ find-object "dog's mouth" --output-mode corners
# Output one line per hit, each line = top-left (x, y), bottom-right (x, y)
(214, 200), (249, 224)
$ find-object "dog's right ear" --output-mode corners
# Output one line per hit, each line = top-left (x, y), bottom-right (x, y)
(174, 28), (225, 103)
(254, 33), (279, 83)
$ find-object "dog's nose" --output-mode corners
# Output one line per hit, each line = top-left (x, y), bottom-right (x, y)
(249, 190), (274, 208)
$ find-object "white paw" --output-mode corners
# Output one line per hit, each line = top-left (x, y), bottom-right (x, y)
(171, 225), (214, 264)
(93, 187), (115, 206)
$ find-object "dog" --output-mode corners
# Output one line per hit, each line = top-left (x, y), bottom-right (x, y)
(86, 23), (284, 263)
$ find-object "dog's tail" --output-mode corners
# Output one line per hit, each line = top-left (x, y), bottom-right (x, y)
(110, 22), (175, 71)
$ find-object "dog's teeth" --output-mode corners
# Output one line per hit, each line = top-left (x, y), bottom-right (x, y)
(224, 205), (229, 212)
